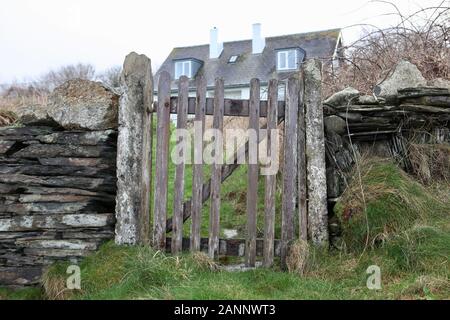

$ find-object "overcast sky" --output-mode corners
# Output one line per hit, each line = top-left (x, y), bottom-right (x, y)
(0, 0), (443, 84)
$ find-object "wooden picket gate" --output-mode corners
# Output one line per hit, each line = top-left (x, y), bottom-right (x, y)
(115, 53), (328, 269)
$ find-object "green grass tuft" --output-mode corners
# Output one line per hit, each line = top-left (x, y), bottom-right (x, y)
(334, 158), (447, 252)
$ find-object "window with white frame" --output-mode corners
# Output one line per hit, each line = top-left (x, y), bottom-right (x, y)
(228, 55), (239, 63)
(277, 49), (298, 71)
(175, 60), (192, 79)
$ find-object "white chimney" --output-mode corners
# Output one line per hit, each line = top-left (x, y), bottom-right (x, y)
(209, 27), (223, 59)
(252, 23), (265, 54)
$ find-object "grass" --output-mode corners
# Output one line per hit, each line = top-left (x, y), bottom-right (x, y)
(4, 234), (448, 300)
(334, 158), (448, 252)
(0, 287), (42, 300)
(1, 141), (448, 300)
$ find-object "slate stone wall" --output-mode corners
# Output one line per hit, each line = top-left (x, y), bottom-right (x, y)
(0, 126), (117, 286)
(324, 86), (450, 200)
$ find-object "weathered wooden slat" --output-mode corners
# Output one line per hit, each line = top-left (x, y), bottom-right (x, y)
(297, 71), (308, 241)
(245, 79), (260, 267)
(153, 71), (171, 250)
(165, 119), (280, 233)
(154, 97), (285, 118)
(190, 75), (206, 252)
(263, 79), (278, 268)
(172, 76), (189, 255)
(114, 52), (153, 245)
(165, 237), (283, 257)
(304, 59), (329, 246)
(281, 75), (299, 268)
(208, 78), (224, 259)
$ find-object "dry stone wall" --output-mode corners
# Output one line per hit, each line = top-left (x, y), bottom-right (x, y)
(0, 79), (119, 287)
(324, 86), (450, 200)
(324, 85), (449, 244)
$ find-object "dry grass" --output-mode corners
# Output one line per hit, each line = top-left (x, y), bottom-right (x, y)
(0, 93), (48, 127)
(408, 143), (450, 185)
(0, 110), (17, 126)
(323, 2), (450, 96)
(41, 268), (76, 300)
(186, 251), (219, 272)
(335, 157), (446, 251)
(402, 275), (450, 297)
(286, 239), (310, 276)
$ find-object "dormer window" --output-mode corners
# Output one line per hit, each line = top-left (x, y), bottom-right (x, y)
(276, 48), (304, 71)
(174, 59), (203, 79)
(175, 60), (192, 79)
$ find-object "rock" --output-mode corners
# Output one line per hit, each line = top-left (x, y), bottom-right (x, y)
(357, 95), (385, 105)
(47, 79), (119, 130)
(397, 87), (450, 98)
(223, 229), (238, 239)
(12, 143), (116, 159)
(0, 213), (115, 232)
(374, 60), (427, 97)
(324, 87), (359, 107)
(0, 267), (42, 286)
(0, 174), (116, 192)
(0, 126), (56, 136)
(0, 141), (15, 155)
(324, 115), (347, 134)
(13, 104), (57, 126)
(427, 78), (450, 90)
(37, 130), (117, 146)
(115, 52), (152, 246)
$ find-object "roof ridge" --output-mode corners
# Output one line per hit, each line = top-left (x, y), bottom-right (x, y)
(267, 28), (341, 40)
(172, 28), (341, 50)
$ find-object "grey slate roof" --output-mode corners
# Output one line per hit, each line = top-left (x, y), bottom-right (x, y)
(155, 28), (341, 90)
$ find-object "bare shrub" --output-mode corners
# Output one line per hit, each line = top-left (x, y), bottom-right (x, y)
(323, 2), (450, 97)
(0, 110), (17, 126)
(37, 63), (96, 92)
(0, 63), (96, 115)
(97, 66), (122, 88)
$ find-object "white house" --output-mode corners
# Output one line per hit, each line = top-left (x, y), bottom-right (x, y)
(155, 24), (343, 100)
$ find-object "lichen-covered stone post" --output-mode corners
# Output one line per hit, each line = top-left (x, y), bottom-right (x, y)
(304, 59), (329, 246)
(115, 52), (153, 245)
